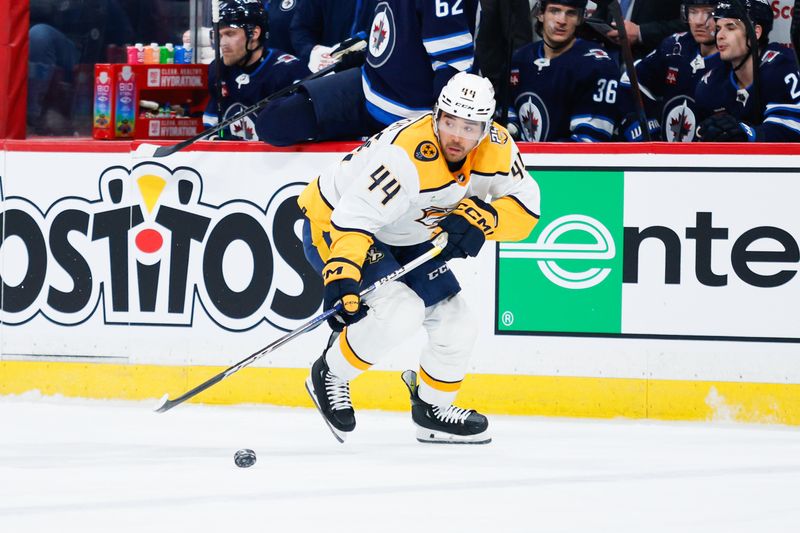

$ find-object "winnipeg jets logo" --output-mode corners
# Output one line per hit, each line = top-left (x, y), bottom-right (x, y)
(280, 0), (296, 11)
(223, 103), (259, 141)
(663, 98), (696, 142)
(367, 2), (396, 68)
(585, 49), (611, 61)
(516, 92), (549, 142)
(275, 54), (299, 64)
(761, 50), (779, 64)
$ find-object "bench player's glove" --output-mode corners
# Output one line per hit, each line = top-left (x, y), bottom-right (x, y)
(330, 32), (367, 73)
(697, 112), (755, 142)
(322, 258), (369, 332)
(437, 196), (498, 262)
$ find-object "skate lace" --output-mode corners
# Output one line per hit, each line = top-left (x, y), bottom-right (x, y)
(432, 404), (471, 425)
(325, 373), (353, 411)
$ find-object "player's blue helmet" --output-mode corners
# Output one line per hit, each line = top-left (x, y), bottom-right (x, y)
(220, 0), (269, 43)
(712, 0), (774, 37)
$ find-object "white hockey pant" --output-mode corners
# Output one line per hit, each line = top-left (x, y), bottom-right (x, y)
(325, 281), (478, 407)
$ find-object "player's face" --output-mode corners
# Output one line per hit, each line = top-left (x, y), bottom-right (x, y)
(437, 112), (483, 162)
(715, 18), (749, 62)
(539, 4), (581, 45)
(687, 6), (716, 45)
(218, 26), (259, 66)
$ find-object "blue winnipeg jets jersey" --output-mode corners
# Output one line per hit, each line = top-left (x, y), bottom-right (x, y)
(362, 0), (479, 126)
(695, 43), (800, 142)
(621, 32), (722, 142)
(203, 48), (310, 140)
(509, 39), (619, 142)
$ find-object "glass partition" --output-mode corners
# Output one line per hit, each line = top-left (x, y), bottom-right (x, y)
(27, 0), (199, 137)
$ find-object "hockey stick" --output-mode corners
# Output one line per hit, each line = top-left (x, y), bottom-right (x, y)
(133, 33), (367, 159)
(601, 0), (652, 141)
(154, 232), (449, 413)
(211, 0), (225, 139)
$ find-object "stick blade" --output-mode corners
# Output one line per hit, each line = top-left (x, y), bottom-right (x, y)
(154, 393), (172, 413)
(152, 144), (178, 158)
(131, 143), (160, 159)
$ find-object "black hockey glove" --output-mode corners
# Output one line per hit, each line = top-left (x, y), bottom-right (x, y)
(697, 112), (754, 142)
(437, 196), (498, 262)
(322, 259), (369, 332)
(330, 32), (367, 73)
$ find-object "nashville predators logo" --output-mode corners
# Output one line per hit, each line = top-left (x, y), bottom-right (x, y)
(415, 206), (450, 228)
(365, 246), (385, 264)
(414, 141), (439, 162)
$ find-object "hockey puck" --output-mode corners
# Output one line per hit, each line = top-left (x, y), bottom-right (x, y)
(234, 448), (257, 468)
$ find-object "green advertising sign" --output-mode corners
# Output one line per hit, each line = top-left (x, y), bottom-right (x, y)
(497, 169), (624, 334)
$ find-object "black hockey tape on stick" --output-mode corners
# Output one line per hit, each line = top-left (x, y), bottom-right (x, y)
(598, 0), (652, 141)
(133, 32), (367, 159)
(154, 232), (449, 413)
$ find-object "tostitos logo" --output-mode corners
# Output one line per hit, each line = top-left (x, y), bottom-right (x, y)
(0, 163), (321, 331)
(499, 214), (616, 289)
(367, 2), (396, 68)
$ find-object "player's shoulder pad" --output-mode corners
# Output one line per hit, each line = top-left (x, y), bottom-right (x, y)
(758, 44), (800, 89)
(388, 114), (453, 190)
(512, 41), (537, 63)
(472, 122), (514, 177)
(574, 39), (613, 62)
(760, 44), (796, 68)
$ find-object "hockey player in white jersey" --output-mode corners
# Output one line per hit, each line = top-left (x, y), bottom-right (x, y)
(298, 73), (541, 444)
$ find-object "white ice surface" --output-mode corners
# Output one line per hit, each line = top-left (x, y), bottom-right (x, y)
(1, 394), (799, 532)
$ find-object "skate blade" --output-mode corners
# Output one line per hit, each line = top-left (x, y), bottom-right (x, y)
(415, 426), (491, 445)
(305, 378), (348, 444)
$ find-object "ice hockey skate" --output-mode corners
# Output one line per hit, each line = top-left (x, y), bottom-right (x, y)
(306, 353), (356, 443)
(401, 370), (491, 444)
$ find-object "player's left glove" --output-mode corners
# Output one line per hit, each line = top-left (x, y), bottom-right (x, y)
(322, 258), (369, 332)
(697, 112), (755, 142)
(437, 196), (498, 262)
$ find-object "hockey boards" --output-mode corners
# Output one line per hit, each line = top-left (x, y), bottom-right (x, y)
(154, 232), (449, 413)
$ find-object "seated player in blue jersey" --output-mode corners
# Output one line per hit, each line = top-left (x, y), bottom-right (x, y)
(202, 0), (310, 141)
(619, 0), (721, 142)
(255, 0), (480, 146)
(695, 0), (800, 142)
(508, 0), (620, 142)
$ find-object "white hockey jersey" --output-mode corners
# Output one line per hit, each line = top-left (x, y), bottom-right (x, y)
(298, 113), (541, 273)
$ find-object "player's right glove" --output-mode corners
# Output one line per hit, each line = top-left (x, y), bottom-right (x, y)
(697, 112), (755, 142)
(436, 196), (498, 262)
(322, 258), (369, 332)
